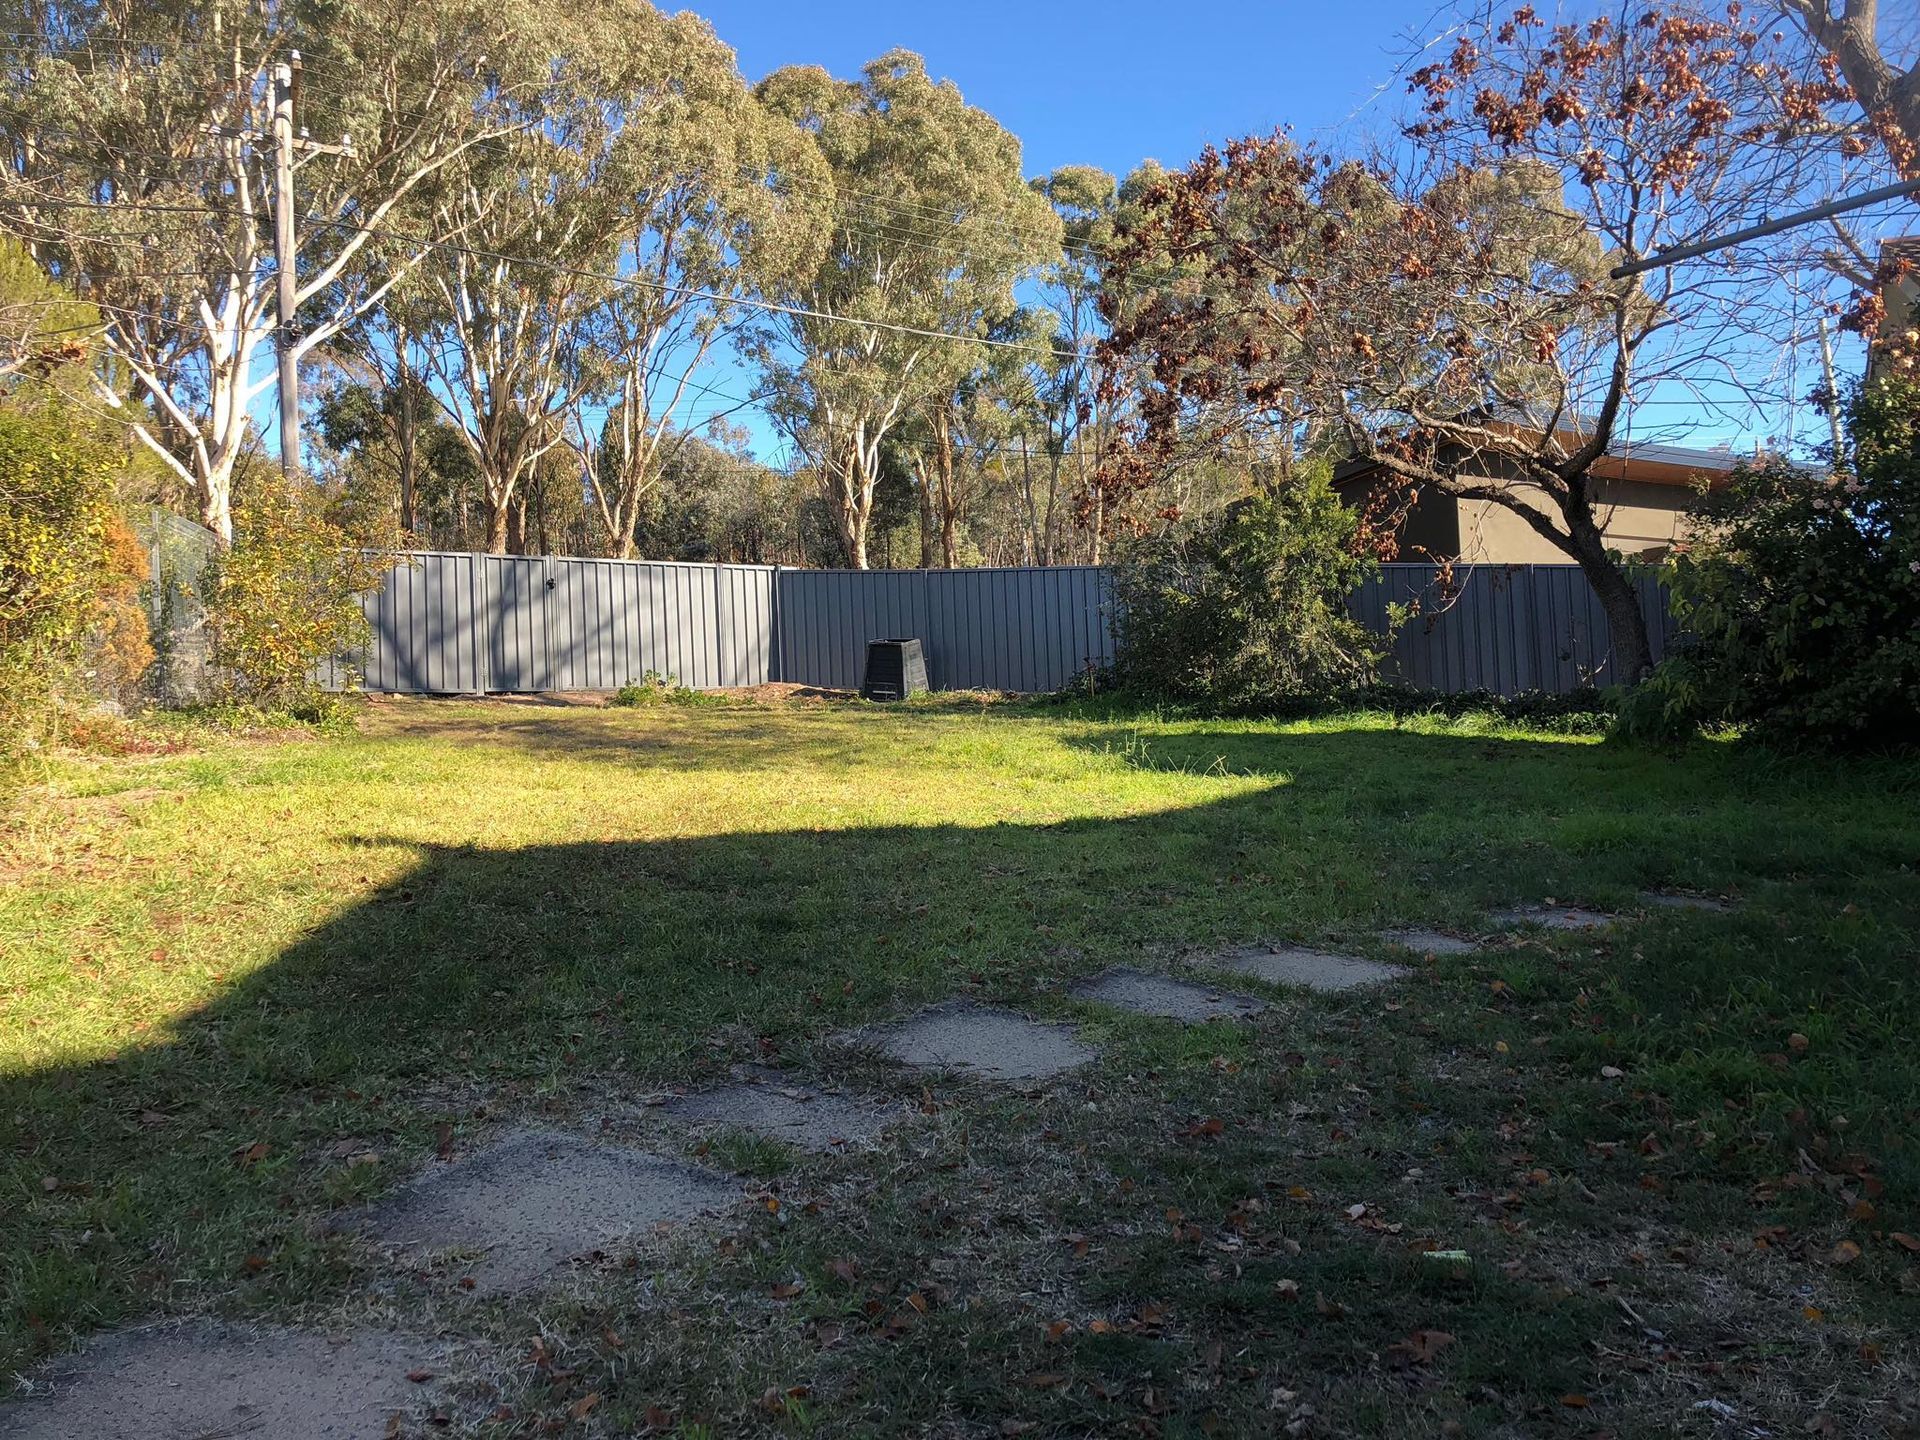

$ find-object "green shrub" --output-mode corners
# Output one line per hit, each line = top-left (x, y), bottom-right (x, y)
(0, 408), (131, 755)
(202, 484), (393, 717)
(1109, 465), (1383, 707)
(1607, 659), (1712, 747)
(609, 671), (723, 708)
(1641, 374), (1920, 751)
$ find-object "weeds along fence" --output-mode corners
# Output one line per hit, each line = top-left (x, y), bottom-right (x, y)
(347, 552), (1675, 698)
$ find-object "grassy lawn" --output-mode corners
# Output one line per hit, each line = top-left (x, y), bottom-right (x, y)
(3, 694), (1918, 1436)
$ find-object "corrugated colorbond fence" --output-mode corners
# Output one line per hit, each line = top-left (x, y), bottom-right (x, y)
(1352, 563), (1676, 694)
(354, 552), (1671, 697)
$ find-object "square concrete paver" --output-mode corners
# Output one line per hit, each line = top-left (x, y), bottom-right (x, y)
(1204, 946), (1409, 992)
(356, 1129), (737, 1293)
(1, 1321), (444, 1440)
(1490, 904), (1615, 931)
(855, 1003), (1095, 1082)
(1379, 929), (1481, 956)
(659, 1079), (903, 1152)
(1069, 968), (1266, 1021)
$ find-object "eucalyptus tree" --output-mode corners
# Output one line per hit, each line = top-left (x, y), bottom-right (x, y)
(564, 11), (828, 559)
(904, 314), (1038, 568)
(749, 50), (1060, 569)
(0, 0), (551, 543)
(411, 110), (623, 554)
(1020, 165), (1124, 563)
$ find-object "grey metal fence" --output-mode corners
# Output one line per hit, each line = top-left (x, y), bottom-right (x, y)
(351, 552), (1671, 697)
(1352, 563), (1676, 694)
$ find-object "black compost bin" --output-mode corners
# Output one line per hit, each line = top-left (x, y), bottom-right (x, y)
(861, 638), (929, 701)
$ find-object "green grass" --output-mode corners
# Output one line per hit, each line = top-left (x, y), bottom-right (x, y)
(3, 693), (1918, 1437)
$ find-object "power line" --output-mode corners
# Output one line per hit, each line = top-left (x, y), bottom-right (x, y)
(1, 37), (1117, 263)
(14, 125), (1123, 289)
(13, 195), (1089, 357)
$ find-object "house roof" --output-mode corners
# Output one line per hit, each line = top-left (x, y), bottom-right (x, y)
(1336, 430), (1752, 490)
(1583, 437), (1747, 486)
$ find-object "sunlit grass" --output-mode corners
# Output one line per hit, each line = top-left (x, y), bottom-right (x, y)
(2, 694), (1915, 1433)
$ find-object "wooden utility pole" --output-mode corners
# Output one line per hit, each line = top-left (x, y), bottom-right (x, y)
(266, 50), (352, 485)
(271, 53), (300, 482)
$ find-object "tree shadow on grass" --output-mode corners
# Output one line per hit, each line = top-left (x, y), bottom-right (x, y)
(5, 719), (1917, 1390)
(360, 698), (918, 775)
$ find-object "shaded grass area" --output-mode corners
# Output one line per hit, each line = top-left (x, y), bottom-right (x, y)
(3, 695), (1918, 1436)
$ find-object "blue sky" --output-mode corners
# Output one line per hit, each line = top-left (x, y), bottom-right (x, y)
(692, 0), (1443, 182)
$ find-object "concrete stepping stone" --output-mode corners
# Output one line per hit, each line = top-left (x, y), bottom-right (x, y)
(2, 1320), (445, 1440)
(1206, 945), (1409, 992)
(1069, 967), (1266, 1021)
(1491, 903), (1615, 931)
(659, 1078), (903, 1152)
(356, 1128), (736, 1293)
(855, 1003), (1095, 1082)
(1379, 929), (1481, 956)
(1642, 891), (1733, 912)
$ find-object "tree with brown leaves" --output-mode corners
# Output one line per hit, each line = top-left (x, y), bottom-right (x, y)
(1099, 6), (1869, 681)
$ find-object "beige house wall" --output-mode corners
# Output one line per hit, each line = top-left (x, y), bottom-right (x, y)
(1451, 477), (1696, 563)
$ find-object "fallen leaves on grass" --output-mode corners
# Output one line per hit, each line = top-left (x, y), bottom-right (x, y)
(757, 1385), (809, 1415)
(1384, 1329), (1455, 1368)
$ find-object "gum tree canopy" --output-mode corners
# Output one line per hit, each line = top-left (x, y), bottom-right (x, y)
(0, 0), (562, 544)
(750, 50), (1059, 570)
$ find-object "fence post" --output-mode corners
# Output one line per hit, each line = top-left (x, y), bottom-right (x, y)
(768, 566), (784, 685)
